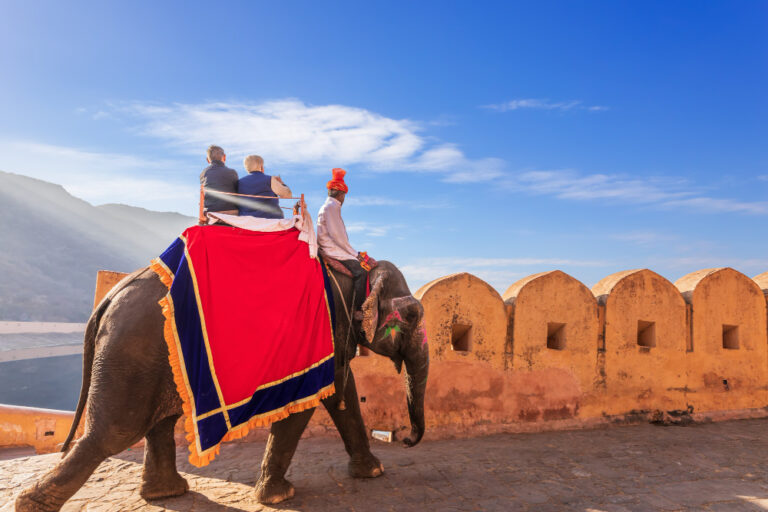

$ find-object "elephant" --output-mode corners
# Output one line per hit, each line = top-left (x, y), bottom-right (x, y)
(16, 259), (428, 511)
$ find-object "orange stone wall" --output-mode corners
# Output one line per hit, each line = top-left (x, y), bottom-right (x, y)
(0, 405), (82, 454)
(414, 272), (508, 369)
(93, 270), (130, 307)
(675, 268), (768, 412)
(4, 265), (768, 451)
(592, 269), (688, 415)
(502, 270), (600, 418)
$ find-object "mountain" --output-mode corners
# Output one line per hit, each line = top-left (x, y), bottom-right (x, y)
(0, 171), (196, 321)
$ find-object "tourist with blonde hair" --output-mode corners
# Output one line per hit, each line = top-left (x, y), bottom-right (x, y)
(237, 155), (292, 219)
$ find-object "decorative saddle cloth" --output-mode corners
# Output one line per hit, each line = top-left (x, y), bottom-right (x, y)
(151, 224), (335, 467)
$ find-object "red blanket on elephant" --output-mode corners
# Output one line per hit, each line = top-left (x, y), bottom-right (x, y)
(151, 225), (335, 466)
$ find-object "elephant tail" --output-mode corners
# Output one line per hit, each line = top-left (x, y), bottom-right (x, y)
(61, 268), (146, 453)
(61, 297), (109, 453)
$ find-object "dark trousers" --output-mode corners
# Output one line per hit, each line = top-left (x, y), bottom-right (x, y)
(340, 259), (367, 310)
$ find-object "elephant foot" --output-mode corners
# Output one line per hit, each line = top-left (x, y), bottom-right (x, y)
(255, 476), (295, 504)
(15, 487), (60, 512)
(348, 454), (384, 478)
(140, 473), (189, 501)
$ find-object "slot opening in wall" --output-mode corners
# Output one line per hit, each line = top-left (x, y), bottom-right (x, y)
(451, 322), (473, 352)
(722, 324), (740, 350)
(546, 322), (566, 350)
(637, 320), (656, 348)
(357, 346), (371, 357)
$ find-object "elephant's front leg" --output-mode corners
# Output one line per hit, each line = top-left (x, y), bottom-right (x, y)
(322, 369), (384, 478)
(255, 408), (315, 504)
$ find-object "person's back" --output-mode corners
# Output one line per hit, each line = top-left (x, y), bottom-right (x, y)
(238, 155), (291, 219)
(200, 145), (239, 215)
(238, 172), (283, 219)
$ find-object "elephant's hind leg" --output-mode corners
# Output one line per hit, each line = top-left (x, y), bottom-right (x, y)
(140, 414), (188, 500)
(15, 435), (113, 512)
(255, 408), (315, 504)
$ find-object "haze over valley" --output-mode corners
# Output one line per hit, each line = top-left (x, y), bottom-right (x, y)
(0, 170), (196, 322)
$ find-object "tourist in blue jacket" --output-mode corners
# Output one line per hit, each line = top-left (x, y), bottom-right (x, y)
(237, 155), (292, 219)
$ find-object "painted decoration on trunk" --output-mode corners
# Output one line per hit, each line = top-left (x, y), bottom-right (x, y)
(151, 225), (335, 467)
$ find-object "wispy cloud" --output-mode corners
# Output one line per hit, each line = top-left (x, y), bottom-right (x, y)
(345, 221), (398, 237)
(482, 99), (608, 112)
(415, 257), (608, 267)
(344, 195), (449, 209)
(506, 170), (693, 203)
(400, 256), (608, 292)
(655, 256), (768, 270)
(758, 175), (768, 182)
(609, 231), (677, 247)
(119, 99), (504, 182)
(662, 197), (768, 215)
(502, 169), (768, 215)
(0, 140), (195, 213)
(403, 265), (525, 291)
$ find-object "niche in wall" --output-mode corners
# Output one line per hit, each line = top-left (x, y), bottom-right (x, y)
(722, 324), (740, 350)
(546, 322), (566, 350)
(637, 320), (657, 348)
(451, 322), (473, 352)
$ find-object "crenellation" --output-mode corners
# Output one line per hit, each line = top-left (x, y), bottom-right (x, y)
(675, 268), (768, 412)
(592, 269), (688, 416)
(4, 265), (768, 451)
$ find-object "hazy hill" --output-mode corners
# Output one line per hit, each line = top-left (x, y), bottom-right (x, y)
(0, 171), (196, 321)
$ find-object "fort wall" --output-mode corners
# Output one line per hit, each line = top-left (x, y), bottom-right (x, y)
(592, 269), (688, 416)
(0, 404), (82, 454)
(3, 265), (768, 453)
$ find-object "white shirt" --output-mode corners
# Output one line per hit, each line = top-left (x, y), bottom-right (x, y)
(317, 197), (357, 261)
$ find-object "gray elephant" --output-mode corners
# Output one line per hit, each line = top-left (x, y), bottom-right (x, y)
(16, 260), (428, 511)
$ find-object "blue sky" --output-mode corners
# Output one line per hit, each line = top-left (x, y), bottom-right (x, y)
(1, 1), (766, 291)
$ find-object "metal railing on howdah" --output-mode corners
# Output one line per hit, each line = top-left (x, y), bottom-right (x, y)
(198, 186), (308, 224)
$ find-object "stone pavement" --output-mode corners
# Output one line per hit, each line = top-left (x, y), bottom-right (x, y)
(4, 419), (768, 511)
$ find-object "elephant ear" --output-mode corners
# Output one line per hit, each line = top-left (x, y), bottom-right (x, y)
(361, 270), (388, 344)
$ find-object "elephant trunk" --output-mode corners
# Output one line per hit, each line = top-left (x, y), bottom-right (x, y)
(402, 336), (428, 447)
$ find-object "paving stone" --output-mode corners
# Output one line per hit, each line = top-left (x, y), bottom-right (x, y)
(653, 478), (768, 506)
(706, 501), (765, 511)
(4, 419), (768, 510)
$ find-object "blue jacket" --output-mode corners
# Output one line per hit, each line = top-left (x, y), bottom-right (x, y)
(237, 172), (283, 219)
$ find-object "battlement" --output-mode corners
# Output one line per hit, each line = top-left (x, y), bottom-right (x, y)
(2, 266), (767, 452)
(347, 266), (768, 440)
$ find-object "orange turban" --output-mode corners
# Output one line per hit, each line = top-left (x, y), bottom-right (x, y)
(326, 168), (349, 193)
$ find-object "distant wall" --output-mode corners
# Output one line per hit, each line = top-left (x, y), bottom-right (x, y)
(0, 404), (82, 453)
(4, 265), (768, 452)
(93, 270), (131, 307)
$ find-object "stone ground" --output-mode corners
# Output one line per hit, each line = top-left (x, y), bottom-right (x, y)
(4, 419), (768, 511)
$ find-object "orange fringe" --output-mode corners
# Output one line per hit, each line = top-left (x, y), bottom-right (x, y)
(150, 258), (174, 289)
(151, 263), (335, 467)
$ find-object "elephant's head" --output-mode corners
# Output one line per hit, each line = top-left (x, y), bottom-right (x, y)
(359, 262), (429, 447)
